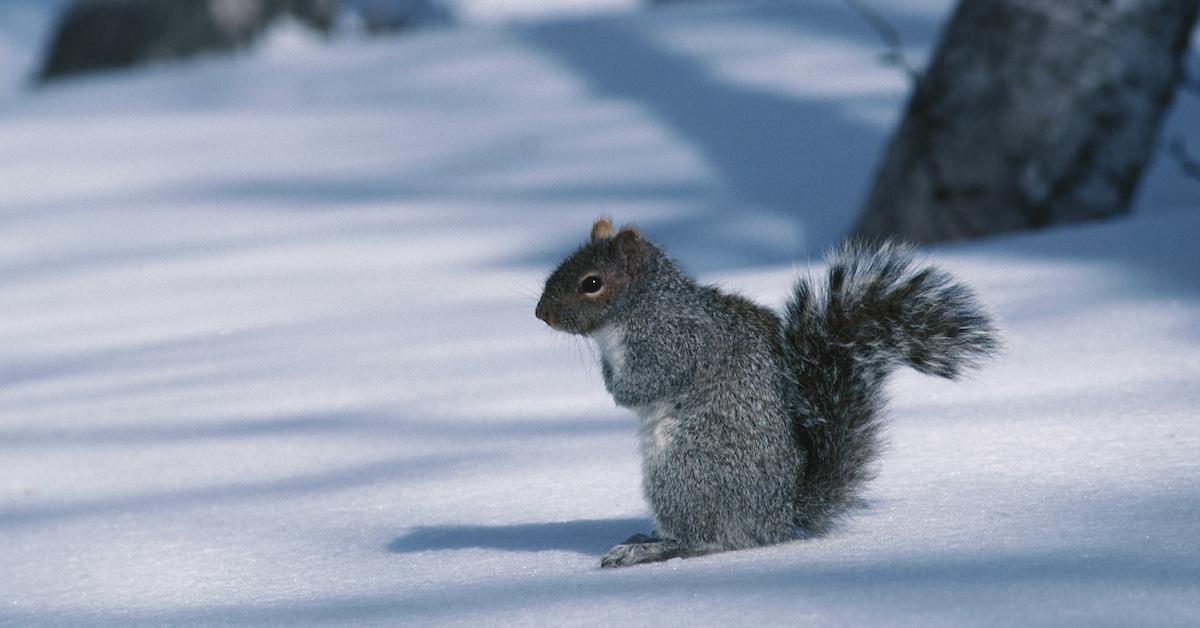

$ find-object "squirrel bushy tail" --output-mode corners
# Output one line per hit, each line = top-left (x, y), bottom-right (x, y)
(782, 241), (999, 534)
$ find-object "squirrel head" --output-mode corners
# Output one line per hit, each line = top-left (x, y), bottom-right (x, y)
(535, 217), (648, 335)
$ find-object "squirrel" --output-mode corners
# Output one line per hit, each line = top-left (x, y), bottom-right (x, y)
(535, 218), (998, 568)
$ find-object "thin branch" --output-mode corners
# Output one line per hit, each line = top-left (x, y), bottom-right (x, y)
(1178, 53), (1200, 96)
(841, 0), (921, 80)
(1181, 73), (1200, 96)
(1167, 135), (1200, 184)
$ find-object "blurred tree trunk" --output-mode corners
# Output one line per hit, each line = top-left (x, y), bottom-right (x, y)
(39, 0), (337, 82)
(854, 0), (1200, 243)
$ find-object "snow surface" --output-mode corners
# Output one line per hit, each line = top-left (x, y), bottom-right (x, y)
(1, 1), (1199, 625)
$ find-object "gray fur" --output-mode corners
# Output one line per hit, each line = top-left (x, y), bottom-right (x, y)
(536, 225), (998, 568)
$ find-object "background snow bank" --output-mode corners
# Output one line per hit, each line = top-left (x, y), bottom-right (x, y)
(0, 1), (1197, 625)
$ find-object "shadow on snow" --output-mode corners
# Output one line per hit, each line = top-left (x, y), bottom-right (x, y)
(386, 517), (652, 556)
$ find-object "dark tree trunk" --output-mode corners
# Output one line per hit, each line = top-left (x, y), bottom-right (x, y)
(854, 0), (1200, 243)
(39, 0), (337, 82)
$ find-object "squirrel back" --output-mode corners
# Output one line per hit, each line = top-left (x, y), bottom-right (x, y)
(536, 218), (999, 567)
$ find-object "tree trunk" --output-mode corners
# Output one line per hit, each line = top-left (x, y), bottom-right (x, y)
(39, 0), (337, 82)
(854, 0), (1200, 243)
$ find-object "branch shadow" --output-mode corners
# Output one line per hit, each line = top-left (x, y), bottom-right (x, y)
(386, 517), (652, 556)
(0, 452), (472, 529)
(513, 13), (896, 263)
(735, 0), (945, 48)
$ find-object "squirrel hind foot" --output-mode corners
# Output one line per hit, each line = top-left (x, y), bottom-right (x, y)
(600, 537), (701, 568)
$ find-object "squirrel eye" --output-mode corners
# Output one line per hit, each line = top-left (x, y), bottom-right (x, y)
(580, 275), (604, 294)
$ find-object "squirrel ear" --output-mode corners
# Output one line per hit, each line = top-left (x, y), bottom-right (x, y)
(613, 226), (644, 263)
(591, 217), (615, 242)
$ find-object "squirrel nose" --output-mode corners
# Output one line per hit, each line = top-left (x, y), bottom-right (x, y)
(536, 304), (553, 326)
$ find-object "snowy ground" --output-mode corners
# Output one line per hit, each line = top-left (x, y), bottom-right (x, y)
(2, 1), (1199, 625)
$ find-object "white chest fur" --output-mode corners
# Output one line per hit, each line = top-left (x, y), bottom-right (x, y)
(591, 324), (627, 375)
(591, 326), (678, 456)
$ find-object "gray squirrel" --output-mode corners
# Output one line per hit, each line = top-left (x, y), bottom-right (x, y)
(535, 218), (998, 568)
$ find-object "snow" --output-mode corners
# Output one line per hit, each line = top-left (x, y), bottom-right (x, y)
(1, 0), (1199, 625)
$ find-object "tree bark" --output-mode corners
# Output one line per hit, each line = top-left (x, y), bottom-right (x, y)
(854, 0), (1200, 243)
(39, 0), (337, 82)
